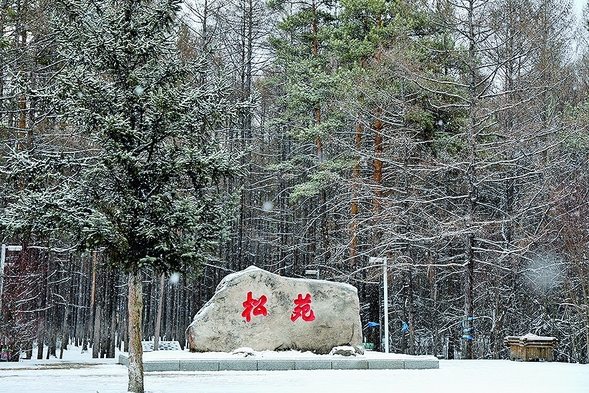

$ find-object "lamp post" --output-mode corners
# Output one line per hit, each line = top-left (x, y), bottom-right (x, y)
(369, 257), (388, 353)
(0, 244), (23, 313)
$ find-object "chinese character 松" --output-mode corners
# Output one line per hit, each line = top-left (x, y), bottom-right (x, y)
(242, 291), (268, 322)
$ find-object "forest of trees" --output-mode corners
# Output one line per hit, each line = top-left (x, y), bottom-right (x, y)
(2, 0), (589, 366)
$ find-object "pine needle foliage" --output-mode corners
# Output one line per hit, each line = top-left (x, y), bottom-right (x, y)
(4, 0), (241, 275)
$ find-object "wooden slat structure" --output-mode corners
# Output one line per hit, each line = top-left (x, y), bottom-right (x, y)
(504, 333), (557, 361)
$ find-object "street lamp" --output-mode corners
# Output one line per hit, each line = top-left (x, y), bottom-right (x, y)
(369, 257), (388, 353)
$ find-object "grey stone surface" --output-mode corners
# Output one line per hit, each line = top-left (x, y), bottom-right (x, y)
(118, 353), (439, 372)
(367, 359), (405, 369)
(332, 358), (368, 370)
(293, 359), (333, 370)
(179, 359), (219, 371)
(219, 358), (258, 371)
(186, 266), (364, 354)
(143, 360), (180, 372)
(404, 358), (440, 369)
(257, 359), (296, 371)
(118, 354), (130, 366)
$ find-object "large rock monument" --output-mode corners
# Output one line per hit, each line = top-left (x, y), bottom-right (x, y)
(186, 266), (364, 354)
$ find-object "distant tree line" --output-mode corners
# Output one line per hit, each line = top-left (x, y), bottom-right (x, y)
(2, 0), (589, 366)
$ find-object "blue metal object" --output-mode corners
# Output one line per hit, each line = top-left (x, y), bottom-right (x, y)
(367, 321), (380, 328)
(401, 321), (409, 332)
(462, 334), (473, 340)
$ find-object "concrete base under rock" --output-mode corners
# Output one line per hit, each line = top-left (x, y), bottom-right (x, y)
(118, 352), (439, 372)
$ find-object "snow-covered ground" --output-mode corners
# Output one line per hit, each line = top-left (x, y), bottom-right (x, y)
(0, 346), (587, 393)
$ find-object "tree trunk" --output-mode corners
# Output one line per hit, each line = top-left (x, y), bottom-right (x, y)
(59, 304), (69, 359)
(92, 304), (101, 358)
(36, 319), (44, 360)
(108, 297), (116, 358)
(372, 108), (384, 246)
(350, 119), (362, 266)
(463, 233), (475, 359)
(153, 273), (165, 351)
(89, 251), (97, 349)
(46, 325), (56, 359)
(127, 271), (144, 393)
(463, 0), (478, 360)
(408, 269), (415, 356)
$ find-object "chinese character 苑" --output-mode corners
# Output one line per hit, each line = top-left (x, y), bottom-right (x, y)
(242, 291), (268, 322)
(291, 293), (315, 322)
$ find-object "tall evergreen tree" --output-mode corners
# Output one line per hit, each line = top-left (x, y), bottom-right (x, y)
(3, 0), (240, 391)
(266, 0), (342, 271)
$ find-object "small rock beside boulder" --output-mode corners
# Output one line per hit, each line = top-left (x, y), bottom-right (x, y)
(329, 346), (358, 356)
(186, 266), (364, 354)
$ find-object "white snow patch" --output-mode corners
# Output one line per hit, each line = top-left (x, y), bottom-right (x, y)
(169, 272), (180, 284)
(1, 345), (588, 393)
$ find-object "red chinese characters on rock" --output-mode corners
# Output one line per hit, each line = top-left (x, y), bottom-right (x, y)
(242, 291), (268, 322)
(241, 291), (316, 322)
(291, 293), (316, 322)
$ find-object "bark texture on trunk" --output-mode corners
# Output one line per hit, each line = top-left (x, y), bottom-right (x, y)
(153, 273), (165, 351)
(127, 272), (144, 393)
